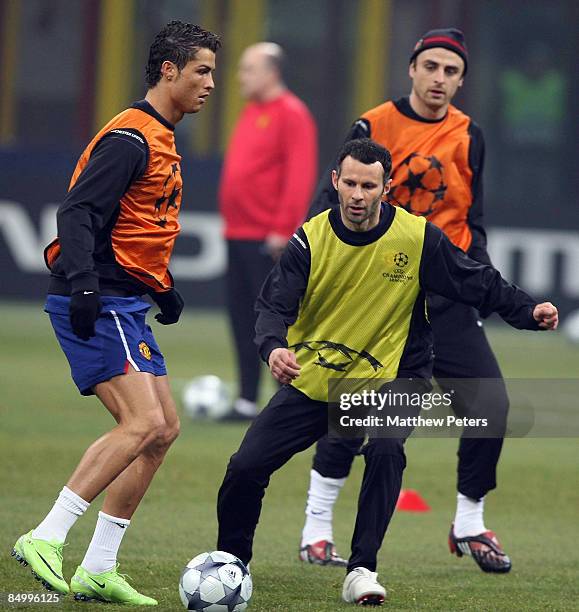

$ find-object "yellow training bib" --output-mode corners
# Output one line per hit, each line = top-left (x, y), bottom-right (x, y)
(287, 207), (426, 401)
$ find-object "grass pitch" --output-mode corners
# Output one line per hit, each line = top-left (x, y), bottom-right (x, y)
(1, 302), (578, 611)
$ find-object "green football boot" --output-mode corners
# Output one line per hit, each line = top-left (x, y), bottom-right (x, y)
(12, 531), (69, 595)
(71, 564), (158, 605)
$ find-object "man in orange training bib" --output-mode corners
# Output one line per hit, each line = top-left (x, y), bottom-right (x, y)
(12, 21), (220, 605)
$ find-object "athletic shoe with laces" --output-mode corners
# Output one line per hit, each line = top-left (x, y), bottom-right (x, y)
(342, 567), (386, 606)
(299, 539), (347, 567)
(70, 564), (157, 605)
(11, 531), (69, 595)
(449, 523), (512, 573)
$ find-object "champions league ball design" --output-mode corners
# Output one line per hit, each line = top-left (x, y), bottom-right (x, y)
(390, 152), (447, 217)
(179, 551), (252, 611)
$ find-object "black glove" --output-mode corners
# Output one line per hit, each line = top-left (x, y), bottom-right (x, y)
(153, 288), (184, 325)
(70, 290), (102, 340)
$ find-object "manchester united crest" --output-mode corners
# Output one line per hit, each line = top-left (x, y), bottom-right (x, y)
(139, 341), (152, 361)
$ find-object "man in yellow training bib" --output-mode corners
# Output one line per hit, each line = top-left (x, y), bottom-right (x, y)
(215, 138), (558, 606)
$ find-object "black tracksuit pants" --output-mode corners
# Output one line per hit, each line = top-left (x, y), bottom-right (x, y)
(313, 299), (509, 500)
(226, 240), (275, 403)
(217, 385), (415, 573)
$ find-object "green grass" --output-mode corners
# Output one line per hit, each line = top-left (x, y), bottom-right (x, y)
(1, 303), (578, 610)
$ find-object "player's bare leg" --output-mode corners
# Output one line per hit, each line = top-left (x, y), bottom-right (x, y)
(69, 373), (179, 605)
(12, 367), (173, 596)
(66, 368), (170, 502)
(99, 374), (180, 519)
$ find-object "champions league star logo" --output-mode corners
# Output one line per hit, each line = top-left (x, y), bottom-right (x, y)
(290, 340), (383, 373)
(390, 152), (447, 217)
(393, 252), (409, 267)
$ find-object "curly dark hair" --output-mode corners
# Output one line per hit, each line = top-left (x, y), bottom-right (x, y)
(337, 138), (393, 183)
(145, 20), (221, 89)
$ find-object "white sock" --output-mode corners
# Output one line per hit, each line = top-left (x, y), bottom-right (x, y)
(453, 493), (486, 538)
(32, 486), (89, 543)
(81, 511), (131, 575)
(301, 469), (346, 546)
(234, 398), (257, 417)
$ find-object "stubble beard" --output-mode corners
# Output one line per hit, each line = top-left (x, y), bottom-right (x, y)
(341, 194), (382, 228)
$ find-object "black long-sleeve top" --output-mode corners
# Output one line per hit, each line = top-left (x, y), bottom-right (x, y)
(256, 204), (540, 379)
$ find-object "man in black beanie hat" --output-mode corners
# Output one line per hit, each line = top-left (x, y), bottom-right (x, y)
(410, 27), (469, 74)
(301, 27), (513, 590)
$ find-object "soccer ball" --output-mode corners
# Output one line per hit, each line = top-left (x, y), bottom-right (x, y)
(563, 308), (579, 344)
(179, 551), (252, 611)
(182, 376), (232, 420)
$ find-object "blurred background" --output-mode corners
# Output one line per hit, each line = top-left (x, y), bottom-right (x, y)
(0, 0), (577, 313)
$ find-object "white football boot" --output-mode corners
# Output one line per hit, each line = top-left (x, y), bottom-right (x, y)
(342, 567), (386, 606)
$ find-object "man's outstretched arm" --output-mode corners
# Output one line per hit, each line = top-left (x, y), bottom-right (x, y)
(420, 223), (558, 330)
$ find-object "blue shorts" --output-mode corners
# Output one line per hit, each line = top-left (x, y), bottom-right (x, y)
(45, 295), (167, 396)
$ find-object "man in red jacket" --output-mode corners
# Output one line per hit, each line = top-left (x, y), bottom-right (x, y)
(219, 42), (318, 420)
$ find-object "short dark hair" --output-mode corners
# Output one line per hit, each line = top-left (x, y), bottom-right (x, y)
(337, 138), (392, 183)
(145, 20), (221, 89)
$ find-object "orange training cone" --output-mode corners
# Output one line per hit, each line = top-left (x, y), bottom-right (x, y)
(396, 488), (430, 512)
